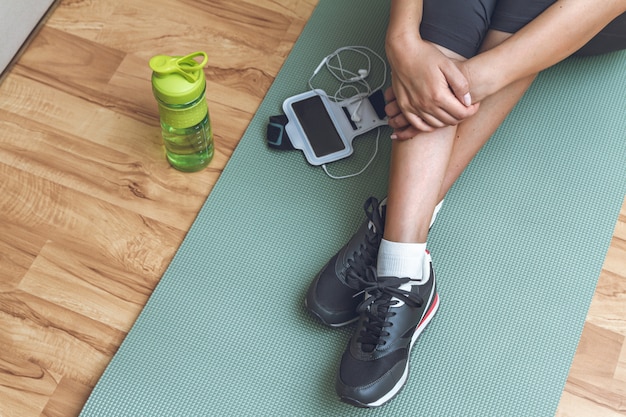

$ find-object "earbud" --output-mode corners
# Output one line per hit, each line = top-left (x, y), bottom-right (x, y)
(349, 69), (369, 82)
(350, 98), (364, 122)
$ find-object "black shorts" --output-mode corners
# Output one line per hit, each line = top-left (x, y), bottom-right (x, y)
(420, 0), (626, 58)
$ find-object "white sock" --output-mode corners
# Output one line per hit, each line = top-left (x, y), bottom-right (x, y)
(377, 239), (426, 281)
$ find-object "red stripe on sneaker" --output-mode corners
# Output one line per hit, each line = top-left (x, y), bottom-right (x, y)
(418, 293), (439, 327)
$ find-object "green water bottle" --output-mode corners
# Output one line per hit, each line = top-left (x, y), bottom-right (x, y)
(149, 51), (214, 172)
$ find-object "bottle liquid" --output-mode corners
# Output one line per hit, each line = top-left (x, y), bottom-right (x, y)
(149, 52), (214, 172)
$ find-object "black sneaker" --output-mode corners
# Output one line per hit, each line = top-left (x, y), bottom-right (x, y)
(335, 253), (439, 408)
(305, 197), (385, 327)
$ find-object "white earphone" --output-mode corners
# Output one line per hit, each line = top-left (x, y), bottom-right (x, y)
(306, 46), (388, 179)
(309, 46), (385, 89)
(349, 68), (369, 82)
(313, 60), (368, 81)
(350, 96), (365, 122)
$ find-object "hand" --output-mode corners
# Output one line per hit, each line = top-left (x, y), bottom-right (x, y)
(386, 36), (479, 133)
(385, 59), (480, 140)
(385, 87), (421, 140)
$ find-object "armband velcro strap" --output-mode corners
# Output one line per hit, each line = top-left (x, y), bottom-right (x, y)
(266, 114), (295, 151)
(367, 89), (387, 120)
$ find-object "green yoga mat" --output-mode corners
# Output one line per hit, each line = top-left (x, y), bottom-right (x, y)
(80, 1), (626, 416)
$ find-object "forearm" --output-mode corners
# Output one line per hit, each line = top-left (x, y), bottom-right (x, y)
(468, 0), (626, 100)
(386, 0), (423, 48)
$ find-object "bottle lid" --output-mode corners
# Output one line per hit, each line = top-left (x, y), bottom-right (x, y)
(150, 52), (208, 105)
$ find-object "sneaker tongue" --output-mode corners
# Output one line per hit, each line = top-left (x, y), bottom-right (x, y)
(398, 279), (420, 292)
(392, 258), (431, 304)
(391, 280), (420, 307)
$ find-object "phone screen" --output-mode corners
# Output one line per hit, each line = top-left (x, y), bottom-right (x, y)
(291, 95), (346, 158)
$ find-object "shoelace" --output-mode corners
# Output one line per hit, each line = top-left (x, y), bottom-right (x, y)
(354, 267), (424, 352)
(344, 197), (385, 289)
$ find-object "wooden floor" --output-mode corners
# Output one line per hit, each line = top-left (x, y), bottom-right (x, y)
(0, 1), (624, 416)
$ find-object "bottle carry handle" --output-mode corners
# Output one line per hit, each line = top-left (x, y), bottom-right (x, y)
(149, 51), (208, 83)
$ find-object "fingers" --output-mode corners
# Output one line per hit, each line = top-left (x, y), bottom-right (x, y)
(391, 125), (421, 141)
(441, 59), (472, 107)
(404, 112), (437, 133)
(383, 86), (396, 102)
(385, 95), (434, 138)
(384, 84), (482, 140)
(414, 82), (473, 123)
(415, 106), (460, 128)
(385, 88), (457, 132)
(389, 86), (473, 129)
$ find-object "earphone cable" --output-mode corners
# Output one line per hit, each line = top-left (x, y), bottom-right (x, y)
(308, 45), (388, 180)
(321, 127), (381, 180)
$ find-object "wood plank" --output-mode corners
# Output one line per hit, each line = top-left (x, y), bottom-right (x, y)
(40, 377), (92, 417)
(0, 222), (47, 291)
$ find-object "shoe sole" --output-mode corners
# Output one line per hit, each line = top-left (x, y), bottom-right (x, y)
(340, 291), (440, 408)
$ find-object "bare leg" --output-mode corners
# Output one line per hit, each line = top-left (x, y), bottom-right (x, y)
(383, 44), (465, 245)
(384, 31), (539, 245)
(385, 125), (456, 243)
